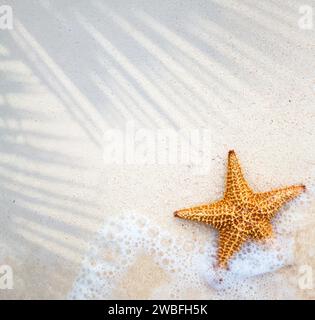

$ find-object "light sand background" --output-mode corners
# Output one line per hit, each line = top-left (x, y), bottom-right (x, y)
(0, 0), (314, 299)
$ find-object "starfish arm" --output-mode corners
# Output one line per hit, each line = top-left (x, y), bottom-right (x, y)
(217, 228), (247, 268)
(224, 150), (252, 201)
(254, 184), (305, 219)
(174, 200), (236, 229)
(249, 219), (273, 240)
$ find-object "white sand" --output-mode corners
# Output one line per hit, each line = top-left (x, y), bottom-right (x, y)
(0, 0), (315, 299)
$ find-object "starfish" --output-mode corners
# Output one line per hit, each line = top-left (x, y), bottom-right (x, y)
(174, 150), (305, 268)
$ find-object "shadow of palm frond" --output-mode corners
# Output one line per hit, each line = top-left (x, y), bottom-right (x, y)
(0, 26), (104, 299)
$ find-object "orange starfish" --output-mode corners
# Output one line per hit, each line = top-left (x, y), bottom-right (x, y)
(174, 150), (305, 268)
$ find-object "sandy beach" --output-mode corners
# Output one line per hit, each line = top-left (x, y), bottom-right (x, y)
(0, 0), (315, 299)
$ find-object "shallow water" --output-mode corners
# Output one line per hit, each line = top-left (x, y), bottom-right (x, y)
(69, 167), (315, 299)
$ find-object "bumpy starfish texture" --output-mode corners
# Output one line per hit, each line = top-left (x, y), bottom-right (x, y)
(174, 150), (305, 268)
